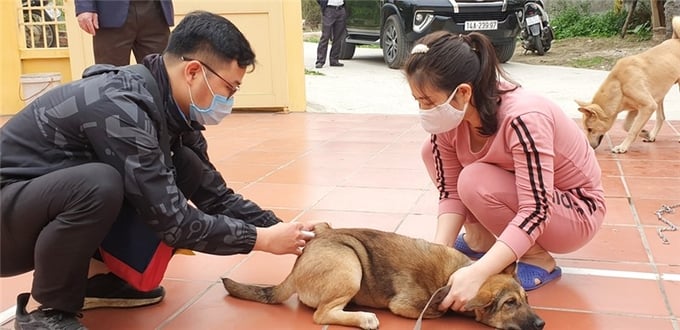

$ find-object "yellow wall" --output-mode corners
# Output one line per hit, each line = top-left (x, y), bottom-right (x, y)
(282, 0), (306, 112)
(21, 57), (72, 80)
(2, 0), (73, 115)
(1, 0), (24, 115)
(2, 0), (306, 115)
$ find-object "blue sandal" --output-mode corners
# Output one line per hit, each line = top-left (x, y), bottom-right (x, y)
(517, 262), (562, 291)
(453, 234), (485, 259)
(454, 234), (561, 290)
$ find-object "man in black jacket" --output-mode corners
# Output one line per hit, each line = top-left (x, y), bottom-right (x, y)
(315, 0), (346, 68)
(1, 11), (314, 330)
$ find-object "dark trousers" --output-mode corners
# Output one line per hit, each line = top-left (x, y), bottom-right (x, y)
(0, 147), (203, 313)
(316, 6), (347, 66)
(93, 0), (170, 66)
(0, 164), (124, 313)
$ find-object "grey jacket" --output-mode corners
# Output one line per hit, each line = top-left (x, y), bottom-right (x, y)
(0, 59), (280, 255)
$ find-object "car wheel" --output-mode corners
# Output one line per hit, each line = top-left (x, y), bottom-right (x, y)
(495, 41), (516, 63)
(339, 41), (356, 60)
(381, 15), (412, 69)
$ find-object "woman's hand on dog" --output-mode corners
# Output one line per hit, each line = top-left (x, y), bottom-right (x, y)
(440, 242), (518, 312)
(440, 264), (487, 312)
(253, 222), (316, 255)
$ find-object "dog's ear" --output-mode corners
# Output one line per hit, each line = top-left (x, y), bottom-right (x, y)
(465, 288), (493, 311)
(574, 99), (590, 108)
(575, 100), (595, 116)
(576, 102), (604, 119)
(501, 262), (517, 275)
(313, 222), (332, 231)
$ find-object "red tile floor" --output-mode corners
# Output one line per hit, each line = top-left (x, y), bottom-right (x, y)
(1, 113), (679, 330)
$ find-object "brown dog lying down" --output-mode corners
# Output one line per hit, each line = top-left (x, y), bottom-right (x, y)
(576, 16), (680, 154)
(222, 223), (545, 330)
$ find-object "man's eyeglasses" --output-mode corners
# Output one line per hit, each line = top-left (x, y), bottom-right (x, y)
(181, 56), (239, 97)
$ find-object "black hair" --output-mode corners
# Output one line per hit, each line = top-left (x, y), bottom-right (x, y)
(404, 31), (518, 136)
(165, 10), (256, 70)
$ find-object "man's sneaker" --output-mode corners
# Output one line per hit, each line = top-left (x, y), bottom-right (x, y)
(14, 292), (87, 330)
(83, 273), (165, 310)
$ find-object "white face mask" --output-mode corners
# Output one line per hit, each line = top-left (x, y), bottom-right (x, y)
(419, 87), (468, 134)
(188, 66), (234, 125)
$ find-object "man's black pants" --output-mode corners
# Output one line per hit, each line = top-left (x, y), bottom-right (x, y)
(0, 146), (203, 313)
(315, 6), (347, 66)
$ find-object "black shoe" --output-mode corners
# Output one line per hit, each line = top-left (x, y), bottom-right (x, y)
(82, 273), (165, 310)
(15, 293), (87, 330)
(315, 63), (323, 68)
(329, 62), (344, 67)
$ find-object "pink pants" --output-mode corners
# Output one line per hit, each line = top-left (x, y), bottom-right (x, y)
(458, 163), (605, 254)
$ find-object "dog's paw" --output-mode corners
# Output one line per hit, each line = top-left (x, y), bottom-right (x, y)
(639, 130), (656, 142)
(358, 312), (380, 330)
(611, 145), (629, 153)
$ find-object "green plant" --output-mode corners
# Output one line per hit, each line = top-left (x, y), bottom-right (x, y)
(548, 0), (650, 39)
(570, 56), (608, 69)
(304, 35), (320, 43)
(304, 68), (324, 75)
(301, 0), (321, 31)
(631, 21), (652, 40)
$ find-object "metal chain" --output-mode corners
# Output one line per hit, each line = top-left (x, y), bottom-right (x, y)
(655, 203), (680, 245)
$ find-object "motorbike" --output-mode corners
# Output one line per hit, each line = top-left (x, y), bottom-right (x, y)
(518, 0), (554, 56)
(22, 0), (62, 48)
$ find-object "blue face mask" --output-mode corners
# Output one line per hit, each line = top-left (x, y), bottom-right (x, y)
(188, 67), (234, 125)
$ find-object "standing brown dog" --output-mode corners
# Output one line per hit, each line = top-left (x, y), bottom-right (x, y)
(576, 16), (680, 154)
(222, 223), (544, 330)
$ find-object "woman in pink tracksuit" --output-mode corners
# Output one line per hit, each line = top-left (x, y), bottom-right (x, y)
(404, 31), (606, 312)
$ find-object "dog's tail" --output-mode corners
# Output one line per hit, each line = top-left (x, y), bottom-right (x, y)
(673, 16), (680, 39)
(222, 277), (296, 304)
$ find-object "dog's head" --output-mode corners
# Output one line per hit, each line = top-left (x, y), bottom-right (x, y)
(575, 100), (616, 149)
(464, 263), (545, 330)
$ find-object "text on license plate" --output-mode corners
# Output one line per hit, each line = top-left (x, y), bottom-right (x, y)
(464, 20), (498, 31)
(525, 15), (541, 25)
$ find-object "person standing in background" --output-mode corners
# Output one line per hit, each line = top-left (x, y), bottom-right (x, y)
(315, 0), (346, 68)
(76, 0), (174, 65)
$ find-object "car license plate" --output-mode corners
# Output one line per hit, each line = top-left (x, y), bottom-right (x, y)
(525, 15), (541, 25)
(464, 20), (498, 31)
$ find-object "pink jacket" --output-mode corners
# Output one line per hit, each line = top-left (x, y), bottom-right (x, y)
(421, 84), (605, 257)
